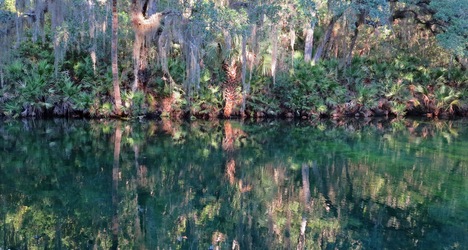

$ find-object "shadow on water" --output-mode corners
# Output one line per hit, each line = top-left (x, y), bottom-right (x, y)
(0, 117), (467, 249)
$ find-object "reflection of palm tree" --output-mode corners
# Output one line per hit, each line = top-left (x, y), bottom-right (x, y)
(222, 121), (247, 152)
(222, 122), (235, 152)
(223, 122), (249, 192)
(226, 159), (236, 185)
(162, 118), (173, 135)
(160, 118), (183, 139)
(221, 121), (253, 249)
(223, 121), (237, 189)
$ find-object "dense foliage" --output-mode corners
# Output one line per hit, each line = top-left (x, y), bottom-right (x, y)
(0, 0), (467, 119)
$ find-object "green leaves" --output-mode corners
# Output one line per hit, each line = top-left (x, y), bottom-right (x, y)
(273, 59), (347, 114)
(430, 0), (468, 57)
(5, 60), (24, 82)
(434, 84), (461, 113)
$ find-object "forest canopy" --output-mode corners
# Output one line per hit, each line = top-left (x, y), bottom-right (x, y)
(0, 0), (467, 119)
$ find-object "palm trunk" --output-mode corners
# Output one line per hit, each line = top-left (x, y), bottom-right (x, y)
(222, 61), (240, 118)
(112, 0), (123, 115)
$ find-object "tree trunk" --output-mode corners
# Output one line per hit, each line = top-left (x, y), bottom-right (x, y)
(50, 0), (65, 76)
(88, 0), (97, 74)
(343, 22), (361, 68)
(343, 11), (365, 68)
(15, 3), (23, 48)
(0, 69), (4, 89)
(271, 25), (278, 85)
(132, 35), (143, 92)
(304, 21), (316, 62)
(33, 0), (46, 43)
(312, 14), (342, 65)
(185, 32), (201, 99)
(248, 25), (257, 95)
(112, 0), (123, 115)
(131, 1), (180, 92)
(290, 26), (296, 69)
(103, 1), (110, 51)
(240, 33), (248, 114)
(132, 0), (156, 92)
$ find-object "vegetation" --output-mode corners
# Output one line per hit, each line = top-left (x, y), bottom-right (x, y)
(0, 0), (467, 119)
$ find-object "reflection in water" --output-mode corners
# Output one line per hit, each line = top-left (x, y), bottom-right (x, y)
(297, 163), (311, 250)
(0, 118), (467, 249)
(223, 121), (251, 193)
(111, 124), (122, 250)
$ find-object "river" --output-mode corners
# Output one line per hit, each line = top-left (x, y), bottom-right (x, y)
(0, 118), (466, 249)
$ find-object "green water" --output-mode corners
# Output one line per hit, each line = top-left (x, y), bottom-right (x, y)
(0, 118), (467, 249)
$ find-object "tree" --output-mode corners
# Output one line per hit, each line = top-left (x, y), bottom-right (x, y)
(343, 0), (391, 67)
(311, 0), (347, 65)
(130, 0), (183, 92)
(429, 0), (468, 69)
(112, 0), (123, 116)
(297, 0), (318, 62)
(391, 0), (468, 69)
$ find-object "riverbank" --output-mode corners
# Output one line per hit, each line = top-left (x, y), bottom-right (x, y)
(1, 57), (466, 120)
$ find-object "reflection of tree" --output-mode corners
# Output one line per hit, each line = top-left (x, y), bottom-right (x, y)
(130, 125), (154, 248)
(297, 163), (311, 250)
(111, 124), (122, 249)
(0, 120), (118, 249)
(222, 121), (255, 249)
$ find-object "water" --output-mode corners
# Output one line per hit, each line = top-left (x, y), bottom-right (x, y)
(0, 118), (467, 249)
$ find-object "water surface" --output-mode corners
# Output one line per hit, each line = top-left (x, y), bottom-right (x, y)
(0, 118), (467, 249)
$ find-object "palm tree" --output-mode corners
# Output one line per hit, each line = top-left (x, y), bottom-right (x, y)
(222, 60), (241, 118)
